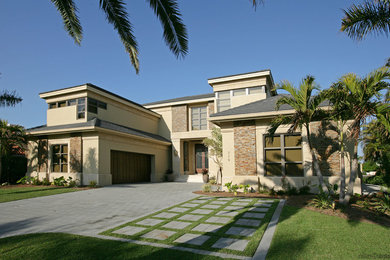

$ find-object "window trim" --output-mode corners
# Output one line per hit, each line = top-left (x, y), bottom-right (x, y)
(263, 133), (303, 176)
(190, 105), (208, 131)
(51, 144), (68, 173)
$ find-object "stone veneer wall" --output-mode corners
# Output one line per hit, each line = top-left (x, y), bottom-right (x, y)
(70, 136), (82, 173)
(172, 105), (187, 132)
(208, 101), (215, 129)
(310, 121), (340, 176)
(234, 120), (257, 175)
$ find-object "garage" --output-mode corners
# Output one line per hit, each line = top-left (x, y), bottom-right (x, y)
(111, 150), (151, 184)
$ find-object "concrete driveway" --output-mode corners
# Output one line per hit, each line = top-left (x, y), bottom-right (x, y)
(0, 182), (202, 238)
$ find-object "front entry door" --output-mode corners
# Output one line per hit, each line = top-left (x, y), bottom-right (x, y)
(195, 144), (208, 173)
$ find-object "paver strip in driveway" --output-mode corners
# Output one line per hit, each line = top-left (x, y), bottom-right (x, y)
(101, 195), (280, 258)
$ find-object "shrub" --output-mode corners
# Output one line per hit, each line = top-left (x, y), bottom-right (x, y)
(17, 176), (30, 185)
(311, 191), (334, 209)
(231, 184), (239, 195)
(374, 194), (390, 214)
(209, 176), (216, 185)
(276, 190), (285, 196)
(269, 187), (277, 196)
(31, 176), (42, 185)
(42, 178), (51, 186)
(89, 180), (97, 188)
(286, 186), (299, 196)
(241, 184), (250, 194)
(53, 176), (67, 186)
(364, 175), (387, 186)
(224, 181), (233, 192)
(299, 185), (311, 195)
(202, 183), (212, 193)
(362, 160), (378, 172)
(67, 177), (77, 187)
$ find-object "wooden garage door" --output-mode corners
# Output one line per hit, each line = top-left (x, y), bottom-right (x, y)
(111, 150), (151, 184)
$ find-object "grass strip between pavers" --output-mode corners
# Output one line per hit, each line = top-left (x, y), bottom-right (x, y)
(101, 196), (279, 257)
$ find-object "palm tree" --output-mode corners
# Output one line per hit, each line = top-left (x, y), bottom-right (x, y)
(325, 84), (354, 204)
(0, 90), (22, 107)
(333, 67), (390, 202)
(0, 120), (27, 182)
(341, 0), (390, 41)
(51, 0), (188, 74)
(267, 76), (328, 192)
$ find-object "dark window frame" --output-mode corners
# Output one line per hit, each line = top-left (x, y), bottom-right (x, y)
(264, 133), (303, 177)
(52, 144), (68, 173)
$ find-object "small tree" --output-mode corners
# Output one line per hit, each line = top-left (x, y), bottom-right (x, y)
(203, 127), (222, 186)
(0, 120), (27, 182)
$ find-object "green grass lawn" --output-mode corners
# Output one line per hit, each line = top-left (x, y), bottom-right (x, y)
(0, 233), (222, 260)
(0, 186), (86, 203)
(267, 205), (390, 260)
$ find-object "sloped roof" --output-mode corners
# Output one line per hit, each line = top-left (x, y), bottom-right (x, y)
(210, 95), (330, 118)
(28, 118), (170, 144)
(143, 93), (214, 106)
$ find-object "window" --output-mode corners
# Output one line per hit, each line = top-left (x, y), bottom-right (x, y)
(49, 103), (57, 109)
(249, 86), (265, 94)
(58, 101), (66, 108)
(233, 88), (246, 96)
(77, 98), (85, 119)
(98, 101), (107, 109)
(216, 91), (231, 112)
(264, 134), (303, 176)
(88, 98), (98, 114)
(67, 99), (76, 106)
(52, 144), (68, 173)
(191, 106), (207, 130)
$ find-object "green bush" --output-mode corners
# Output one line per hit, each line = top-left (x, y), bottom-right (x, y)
(209, 176), (216, 185)
(311, 191), (334, 209)
(67, 177), (77, 187)
(42, 178), (51, 186)
(362, 161), (378, 172)
(224, 181), (233, 192)
(374, 194), (390, 214)
(202, 183), (212, 193)
(53, 176), (67, 186)
(231, 184), (239, 195)
(17, 176), (30, 185)
(31, 176), (42, 185)
(364, 175), (386, 186)
(89, 181), (97, 188)
(286, 186), (299, 196)
(1, 156), (27, 184)
(299, 185), (311, 195)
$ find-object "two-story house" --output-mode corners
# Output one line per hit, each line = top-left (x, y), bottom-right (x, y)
(26, 69), (361, 193)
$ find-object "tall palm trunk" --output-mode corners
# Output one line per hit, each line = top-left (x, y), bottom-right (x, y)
(339, 120), (346, 204)
(306, 124), (327, 192)
(345, 139), (359, 202)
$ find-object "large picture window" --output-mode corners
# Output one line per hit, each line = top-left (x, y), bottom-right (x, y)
(264, 134), (303, 176)
(52, 144), (68, 173)
(191, 106), (207, 130)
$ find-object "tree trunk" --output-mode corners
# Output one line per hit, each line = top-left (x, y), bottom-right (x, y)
(339, 121), (346, 204)
(306, 124), (327, 192)
(345, 139), (359, 203)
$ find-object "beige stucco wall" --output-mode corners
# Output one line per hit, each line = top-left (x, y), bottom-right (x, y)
(98, 132), (170, 183)
(150, 106), (173, 140)
(230, 93), (267, 109)
(212, 77), (267, 92)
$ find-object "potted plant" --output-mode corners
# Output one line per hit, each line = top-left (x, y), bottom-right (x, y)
(202, 168), (209, 183)
(166, 169), (174, 182)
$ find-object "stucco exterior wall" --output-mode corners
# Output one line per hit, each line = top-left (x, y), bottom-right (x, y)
(98, 133), (170, 183)
(230, 93), (267, 109)
(150, 106), (173, 140)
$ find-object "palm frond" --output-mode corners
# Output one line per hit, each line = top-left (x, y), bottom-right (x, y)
(0, 90), (22, 107)
(275, 96), (301, 111)
(51, 0), (82, 45)
(341, 1), (390, 40)
(267, 115), (294, 136)
(277, 80), (299, 100)
(147, 0), (188, 58)
(99, 0), (139, 73)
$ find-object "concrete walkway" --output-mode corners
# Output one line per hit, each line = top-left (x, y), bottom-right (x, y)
(362, 183), (387, 195)
(0, 182), (202, 238)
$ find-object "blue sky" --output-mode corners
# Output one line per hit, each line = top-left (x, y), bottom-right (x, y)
(0, 0), (387, 128)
